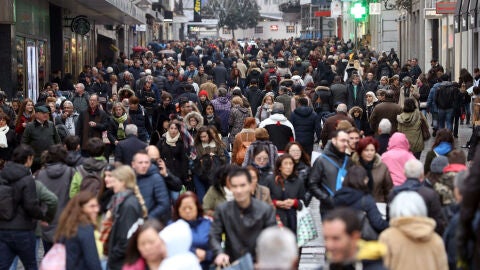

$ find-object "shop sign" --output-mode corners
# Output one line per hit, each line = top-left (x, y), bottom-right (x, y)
(424, 8), (443, 19)
(270, 25), (279, 31)
(436, 1), (457, 14)
(71, 16), (90, 36)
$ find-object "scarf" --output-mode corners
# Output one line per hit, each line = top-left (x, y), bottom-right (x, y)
(110, 190), (133, 219)
(205, 114), (215, 124)
(0, 126), (9, 148)
(360, 157), (375, 192)
(113, 113), (128, 140)
(224, 186), (234, 201)
(165, 131), (180, 147)
(201, 141), (216, 148)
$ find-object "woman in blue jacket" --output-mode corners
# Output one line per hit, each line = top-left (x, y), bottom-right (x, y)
(334, 165), (389, 236)
(54, 191), (102, 270)
(173, 191), (213, 270)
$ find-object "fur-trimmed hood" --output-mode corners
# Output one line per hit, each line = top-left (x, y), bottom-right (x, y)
(183, 111), (204, 129)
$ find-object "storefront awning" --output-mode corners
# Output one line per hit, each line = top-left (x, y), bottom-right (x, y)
(50, 0), (146, 25)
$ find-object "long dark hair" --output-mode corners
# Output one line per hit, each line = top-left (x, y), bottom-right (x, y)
(342, 165), (369, 193)
(274, 154), (297, 178)
(284, 142), (311, 166)
(124, 219), (165, 265)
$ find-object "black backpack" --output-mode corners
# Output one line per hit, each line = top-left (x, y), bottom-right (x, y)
(435, 84), (456, 110)
(0, 177), (16, 221)
(194, 154), (223, 184)
(77, 165), (103, 195)
(380, 66), (391, 78)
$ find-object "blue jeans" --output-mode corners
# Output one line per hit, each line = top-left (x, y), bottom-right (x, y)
(9, 238), (41, 270)
(193, 175), (209, 202)
(438, 108), (454, 131)
(0, 230), (38, 270)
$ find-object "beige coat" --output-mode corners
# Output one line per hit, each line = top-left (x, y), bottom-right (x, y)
(351, 153), (393, 202)
(398, 85), (420, 108)
(379, 216), (448, 270)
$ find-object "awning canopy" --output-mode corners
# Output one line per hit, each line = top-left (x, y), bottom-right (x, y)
(50, 0), (146, 25)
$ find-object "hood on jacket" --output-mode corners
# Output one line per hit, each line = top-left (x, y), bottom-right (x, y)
(214, 96), (230, 104)
(184, 111), (204, 130)
(443, 163), (467, 173)
(351, 153), (382, 168)
(159, 220), (201, 270)
(334, 187), (364, 206)
(294, 106), (314, 117)
(249, 68), (261, 76)
(387, 132), (411, 151)
(356, 240), (387, 261)
(390, 216), (436, 242)
(44, 163), (69, 179)
(82, 157), (108, 172)
(65, 151), (83, 167)
(433, 141), (452, 156)
(315, 86), (330, 91)
(269, 113), (289, 122)
(0, 162), (30, 184)
(234, 105), (250, 115)
(397, 110), (420, 127)
(349, 106), (364, 118)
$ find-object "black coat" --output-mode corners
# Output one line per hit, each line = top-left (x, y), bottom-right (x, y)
(157, 137), (189, 180)
(114, 135), (148, 165)
(346, 83), (367, 109)
(0, 129), (17, 161)
(290, 106), (320, 155)
(128, 107), (151, 142)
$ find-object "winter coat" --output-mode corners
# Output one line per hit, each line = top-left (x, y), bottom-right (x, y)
(379, 216), (448, 270)
(290, 106), (320, 155)
(376, 134), (390, 156)
(351, 153), (393, 203)
(184, 111), (204, 138)
(209, 199), (276, 262)
(138, 164), (171, 222)
(312, 86), (333, 113)
(381, 132), (416, 186)
(245, 87), (265, 116)
(309, 141), (351, 211)
(212, 64), (229, 86)
(330, 83), (348, 105)
(369, 101), (403, 134)
(334, 187), (389, 232)
(157, 136), (189, 180)
(346, 83), (367, 109)
(65, 224), (102, 270)
(320, 112), (355, 147)
(76, 107), (108, 150)
(424, 142), (453, 174)
(114, 135), (148, 166)
(389, 178), (447, 235)
(265, 175), (305, 232)
(0, 128), (17, 161)
(128, 106), (151, 142)
(22, 120), (61, 164)
(186, 218), (214, 269)
(259, 114), (295, 152)
(255, 104), (272, 123)
(108, 192), (143, 270)
(397, 109), (425, 153)
(69, 157), (108, 198)
(36, 163), (76, 242)
(0, 162), (44, 230)
(210, 97), (231, 136)
(398, 85), (420, 108)
(152, 103), (176, 131)
(275, 94), (293, 119)
(229, 105), (250, 143)
(202, 186), (227, 215)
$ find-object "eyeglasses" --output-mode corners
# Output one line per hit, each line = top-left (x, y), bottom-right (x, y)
(255, 156), (269, 161)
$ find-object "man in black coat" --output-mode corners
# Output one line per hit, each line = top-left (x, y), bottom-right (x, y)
(114, 124), (148, 166)
(245, 79), (265, 116)
(346, 74), (367, 110)
(212, 61), (229, 87)
(290, 97), (321, 155)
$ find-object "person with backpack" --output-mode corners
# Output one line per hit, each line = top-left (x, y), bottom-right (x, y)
(0, 145), (48, 270)
(435, 81), (457, 131)
(69, 138), (108, 198)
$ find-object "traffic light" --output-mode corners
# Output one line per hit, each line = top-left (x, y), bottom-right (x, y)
(350, 1), (368, 21)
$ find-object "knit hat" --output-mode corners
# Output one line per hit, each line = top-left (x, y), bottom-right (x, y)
(430, 156), (449, 174)
(198, 90), (208, 97)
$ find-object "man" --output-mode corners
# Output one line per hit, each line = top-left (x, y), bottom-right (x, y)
(164, 72), (181, 101)
(389, 159), (447, 235)
(210, 88), (231, 137)
(409, 58), (423, 81)
(364, 72), (379, 93)
(145, 145), (183, 195)
(427, 74), (449, 136)
(63, 135), (84, 167)
(183, 62), (198, 79)
(245, 79), (265, 116)
(210, 167), (276, 266)
(71, 83), (90, 113)
(258, 103), (295, 152)
(193, 66), (208, 86)
(320, 208), (387, 270)
(114, 124), (147, 166)
(309, 130), (351, 217)
(290, 97), (320, 155)
(346, 74), (367, 110)
(236, 59), (248, 89)
(256, 227), (298, 270)
(330, 76), (348, 105)
(128, 96), (151, 143)
(369, 90), (403, 134)
(129, 59), (144, 81)
(0, 145), (47, 269)
(54, 100), (79, 139)
(76, 94), (109, 153)
(132, 150), (170, 223)
(22, 104), (61, 172)
(199, 75), (218, 100)
(434, 79), (457, 131)
(320, 104), (355, 148)
(398, 76), (420, 107)
(346, 127), (361, 156)
(212, 61), (229, 87)
(376, 118), (392, 155)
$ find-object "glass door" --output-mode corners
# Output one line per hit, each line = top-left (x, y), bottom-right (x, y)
(16, 37), (25, 97)
(27, 39), (38, 101)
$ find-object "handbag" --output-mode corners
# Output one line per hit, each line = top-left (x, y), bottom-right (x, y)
(39, 243), (66, 270)
(296, 200), (319, 247)
(211, 253), (254, 270)
(420, 116), (431, 140)
(357, 197), (379, 241)
(100, 213), (113, 256)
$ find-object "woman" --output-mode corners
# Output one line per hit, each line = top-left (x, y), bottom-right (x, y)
(379, 191), (448, 270)
(417, 74), (430, 115)
(173, 192), (213, 270)
(228, 96), (251, 144)
(54, 191), (102, 270)
(246, 165), (273, 204)
(98, 164), (116, 214)
(184, 111), (204, 139)
(232, 117), (256, 166)
(378, 76), (390, 90)
(397, 97), (426, 159)
(285, 142), (311, 203)
(389, 75), (401, 103)
(110, 102), (130, 143)
(352, 137), (393, 203)
(14, 98), (34, 138)
(242, 127), (278, 168)
(203, 164), (234, 217)
(0, 113), (17, 165)
(123, 220), (166, 270)
(202, 103), (222, 134)
(424, 129), (454, 174)
(265, 154), (305, 232)
(255, 93), (274, 123)
(334, 166), (389, 236)
(157, 121), (190, 188)
(364, 91), (378, 136)
(107, 166), (148, 270)
(248, 145), (274, 186)
(228, 67), (242, 90)
(193, 126), (227, 201)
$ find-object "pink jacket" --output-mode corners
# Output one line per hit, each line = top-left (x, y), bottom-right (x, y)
(381, 132), (416, 186)
(122, 259), (145, 270)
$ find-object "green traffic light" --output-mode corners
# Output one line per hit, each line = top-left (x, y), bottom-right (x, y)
(350, 2), (367, 20)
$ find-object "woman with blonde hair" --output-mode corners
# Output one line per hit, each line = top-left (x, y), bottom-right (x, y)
(107, 165), (148, 270)
(255, 93), (274, 123)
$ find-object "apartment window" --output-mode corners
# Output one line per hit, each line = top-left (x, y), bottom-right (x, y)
(255, 26), (263, 34)
(223, 28), (231, 34)
(286, 25), (295, 33)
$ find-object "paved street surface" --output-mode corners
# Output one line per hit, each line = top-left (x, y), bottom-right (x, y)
(298, 119), (473, 269)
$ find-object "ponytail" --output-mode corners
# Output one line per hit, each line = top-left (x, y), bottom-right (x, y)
(133, 185), (148, 218)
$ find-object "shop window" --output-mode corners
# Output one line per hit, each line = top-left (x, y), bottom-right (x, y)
(16, 37), (25, 95)
(38, 40), (46, 90)
(286, 25), (295, 33)
(64, 38), (71, 74)
(255, 26), (263, 34)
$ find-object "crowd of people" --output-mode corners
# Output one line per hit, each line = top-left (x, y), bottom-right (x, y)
(0, 37), (479, 270)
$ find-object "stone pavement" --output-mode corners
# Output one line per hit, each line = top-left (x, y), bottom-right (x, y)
(298, 120), (473, 269)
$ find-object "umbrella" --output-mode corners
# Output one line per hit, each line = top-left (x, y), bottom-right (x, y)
(159, 49), (176, 54)
(132, 46), (147, 52)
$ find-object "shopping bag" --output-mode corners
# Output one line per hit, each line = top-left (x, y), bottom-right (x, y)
(297, 201), (319, 247)
(39, 243), (66, 270)
(210, 253), (254, 270)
